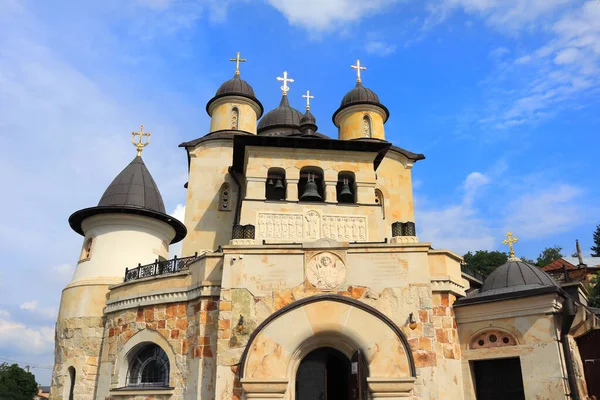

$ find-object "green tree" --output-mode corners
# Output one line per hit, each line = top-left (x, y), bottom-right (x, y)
(520, 256), (535, 264)
(535, 246), (563, 267)
(463, 250), (508, 276)
(591, 224), (600, 257)
(0, 363), (38, 400)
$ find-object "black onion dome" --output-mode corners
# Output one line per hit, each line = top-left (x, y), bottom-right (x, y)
(456, 259), (560, 305)
(257, 95), (303, 134)
(69, 156), (186, 243)
(300, 109), (316, 126)
(333, 81), (390, 124)
(206, 74), (263, 118)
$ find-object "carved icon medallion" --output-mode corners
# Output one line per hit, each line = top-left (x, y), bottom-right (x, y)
(306, 252), (346, 290)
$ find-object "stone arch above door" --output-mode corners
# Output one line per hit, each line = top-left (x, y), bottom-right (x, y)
(239, 295), (416, 399)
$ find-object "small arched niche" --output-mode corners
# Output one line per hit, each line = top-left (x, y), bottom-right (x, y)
(336, 171), (356, 204)
(374, 189), (385, 218)
(64, 366), (75, 400)
(79, 238), (93, 262)
(363, 114), (372, 138)
(231, 106), (240, 130)
(298, 167), (324, 202)
(265, 167), (286, 201)
(218, 183), (232, 211)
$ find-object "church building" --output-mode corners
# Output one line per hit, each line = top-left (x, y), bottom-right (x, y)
(50, 53), (599, 399)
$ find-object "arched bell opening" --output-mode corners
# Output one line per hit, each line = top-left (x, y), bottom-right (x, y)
(337, 171), (356, 204)
(298, 167), (324, 202)
(296, 347), (351, 400)
(266, 167), (286, 201)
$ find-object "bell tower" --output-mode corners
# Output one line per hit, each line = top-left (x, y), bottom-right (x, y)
(333, 60), (389, 141)
(206, 52), (263, 134)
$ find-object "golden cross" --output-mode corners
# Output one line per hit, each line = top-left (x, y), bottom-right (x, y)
(229, 51), (246, 75)
(131, 125), (150, 156)
(302, 90), (314, 110)
(350, 59), (367, 82)
(276, 71), (294, 96)
(502, 232), (519, 259)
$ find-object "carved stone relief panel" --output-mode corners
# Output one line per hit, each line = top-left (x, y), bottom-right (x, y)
(256, 210), (368, 242)
(305, 251), (346, 290)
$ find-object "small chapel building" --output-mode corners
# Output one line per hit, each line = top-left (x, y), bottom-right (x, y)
(50, 54), (599, 400)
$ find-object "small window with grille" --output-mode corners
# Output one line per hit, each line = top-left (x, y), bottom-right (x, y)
(79, 238), (93, 262)
(126, 343), (170, 388)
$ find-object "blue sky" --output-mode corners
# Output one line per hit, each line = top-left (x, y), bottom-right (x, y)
(1, 0), (599, 385)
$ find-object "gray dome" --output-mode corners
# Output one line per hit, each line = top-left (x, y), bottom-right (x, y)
(98, 156), (165, 213)
(216, 74), (256, 98)
(300, 109), (316, 126)
(340, 81), (381, 107)
(257, 95), (303, 134)
(206, 74), (263, 118)
(482, 260), (559, 293)
(333, 82), (390, 124)
(68, 156), (186, 243)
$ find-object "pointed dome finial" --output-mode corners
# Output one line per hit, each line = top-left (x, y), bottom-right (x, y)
(229, 51), (247, 76)
(503, 232), (520, 261)
(131, 125), (150, 157)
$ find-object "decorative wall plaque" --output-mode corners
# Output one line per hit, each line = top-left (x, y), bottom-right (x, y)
(257, 211), (367, 242)
(306, 252), (346, 290)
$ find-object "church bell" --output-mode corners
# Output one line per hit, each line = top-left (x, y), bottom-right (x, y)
(274, 178), (285, 191)
(338, 178), (353, 202)
(300, 173), (322, 201)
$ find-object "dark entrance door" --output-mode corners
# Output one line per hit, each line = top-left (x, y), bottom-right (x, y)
(473, 358), (525, 400)
(296, 348), (351, 400)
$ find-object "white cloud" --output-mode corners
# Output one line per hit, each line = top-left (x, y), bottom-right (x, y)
(171, 203), (186, 223)
(416, 172), (495, 255)
(489, 46), (510, 58)
(426, 0), (573, 32)
(267, 0), (399, 31)
(0, 311), (54, 355)
(554, 47), (582, 65)
(365, 40), (397, 56)
(20, 300), (58, 320)
(505, 184), (586, 238)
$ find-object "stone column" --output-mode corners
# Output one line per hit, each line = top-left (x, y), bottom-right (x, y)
(246, 177), (266, 200)
(324, 180), (338, 203)
(286, 179), (299, 201)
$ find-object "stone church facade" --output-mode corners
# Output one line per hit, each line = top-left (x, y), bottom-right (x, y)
(51, 55), (599, 399)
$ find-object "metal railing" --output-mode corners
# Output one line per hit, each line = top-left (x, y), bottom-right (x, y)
(460, 263), (486, 282)
(124, 253), (199, 282)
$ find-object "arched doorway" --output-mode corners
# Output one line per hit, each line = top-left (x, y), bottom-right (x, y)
(296, 347), (350, 400)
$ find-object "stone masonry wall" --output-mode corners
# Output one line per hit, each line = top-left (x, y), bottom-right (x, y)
(100, 297), (219, 400)
(50, 316), (105, 400)
(214, 282), (462, 400)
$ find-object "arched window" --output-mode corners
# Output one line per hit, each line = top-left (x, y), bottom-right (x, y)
(231, 107), (239, 130)
(218, 183), (231, 211)
(126, 343), (170, 387)
(337, 172), (356, 204)
(375, 189), (385, 218)
(265, 168), (286, 201)
(298, 167), (324, 202)
(363, 115), (372, 138)
(65, 366), (75, 400)
(79, 238), (93, 262)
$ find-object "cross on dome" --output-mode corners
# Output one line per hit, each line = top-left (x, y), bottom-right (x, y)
(302, 90), (314, 110)
(229, 51), (246, 75)
(276, 71), (294, 96)
(131, 125), (151, 157)
(351, 59), (367, 82)
(502, 232), (519, 260)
